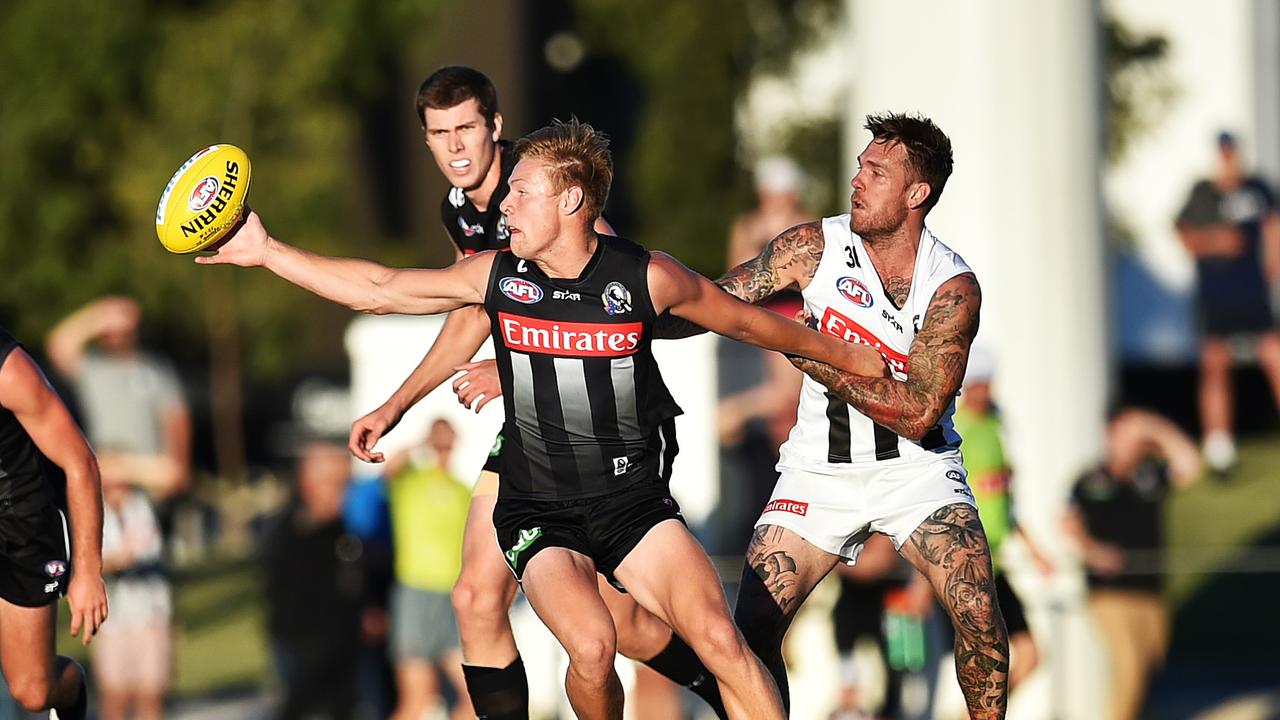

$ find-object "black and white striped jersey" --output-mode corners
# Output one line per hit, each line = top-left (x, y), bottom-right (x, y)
(440, 142), (514, 257)
(0, 329), (66, 506)
(777, 214), (971, 470)
(484, 236), (682, 500)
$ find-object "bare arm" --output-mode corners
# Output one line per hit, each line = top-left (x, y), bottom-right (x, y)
(350, 306), (492, 463)
(655, 221), (825, 339)
(196, 212), (490, 315)
(0, 349), (108, 643)
(648, 252), (885, 376)
(1109, 407), (1202, 488)
(790, 273), (981, 441)
(1264, 211), (1280, 282)
(46, 297), (140, 378)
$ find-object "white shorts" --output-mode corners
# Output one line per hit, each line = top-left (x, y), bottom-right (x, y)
(759, 452), (976, 564)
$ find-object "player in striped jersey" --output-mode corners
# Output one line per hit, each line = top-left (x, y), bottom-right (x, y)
(691, 114), (1009, 719)
(349, 66), (717, 719)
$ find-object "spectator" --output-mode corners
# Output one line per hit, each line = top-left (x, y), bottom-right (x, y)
(264, 442), (363, 720)
(1175, 131), (1280, 474)
(384, 419), (472, 720)
(950, 347), (1052, 691)
(47, 296), (191, 718)
(1061, 408), (1202, 720)
(727, 155), (811, 268)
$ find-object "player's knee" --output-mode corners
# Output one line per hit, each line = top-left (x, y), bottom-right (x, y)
(691, 616), (749, 667)
(614, 608), (668, 660)
(9, 675), (52, 712)
(452, 576), (507, 627)
(564, 635), (617, 684)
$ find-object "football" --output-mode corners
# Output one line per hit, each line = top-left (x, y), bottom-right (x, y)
(155, 144), (252, 253)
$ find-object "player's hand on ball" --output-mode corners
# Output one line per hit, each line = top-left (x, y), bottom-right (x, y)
(349, 403), (404, 463)
(194, 210), (269, 267)
(452, 360), (502, 412)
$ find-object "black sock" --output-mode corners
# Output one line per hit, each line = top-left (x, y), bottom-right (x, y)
(462, 656), (529, 720)
(643, 636), (727, 720)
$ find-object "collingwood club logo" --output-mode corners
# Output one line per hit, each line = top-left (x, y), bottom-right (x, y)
(602, 282), (632, 315)
(505, 527), (543, 566)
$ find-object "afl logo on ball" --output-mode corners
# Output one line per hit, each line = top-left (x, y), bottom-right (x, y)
(499, 277), (543, 304)
(188, 176), (220, 212)
(43, 560), (67, 578)
(836, 277), (873, 308)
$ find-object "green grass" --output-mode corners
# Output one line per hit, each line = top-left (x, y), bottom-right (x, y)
(57, 555), (270, 698)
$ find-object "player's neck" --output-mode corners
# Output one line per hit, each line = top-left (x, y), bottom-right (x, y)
(861, 219), (923, 276)
(532, 226), (599, 279)
(465, 145), (505, 212)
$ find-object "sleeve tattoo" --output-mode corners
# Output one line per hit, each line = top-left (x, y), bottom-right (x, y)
(789, 273), (981, 440)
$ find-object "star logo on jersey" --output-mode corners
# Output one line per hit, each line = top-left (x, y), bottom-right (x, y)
(499, 277), (543, 304)
(602, 282), (632, 315)
(43, 560), (66, 578)
(458, 215), (485, 238)
(836, 277), (873, 308)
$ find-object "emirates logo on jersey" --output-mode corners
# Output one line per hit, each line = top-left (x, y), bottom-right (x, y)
(764, 499), (809, 516)
(498, 312), (642, 357)
(820, 307), (909, 376)
(836, 277), (874, 308)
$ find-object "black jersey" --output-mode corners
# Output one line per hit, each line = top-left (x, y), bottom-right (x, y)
(485, 236), (682, 500)
(0, 330), (65, 507)
(440, 141), (515, 256)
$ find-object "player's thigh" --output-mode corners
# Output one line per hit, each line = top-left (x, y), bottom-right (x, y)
(521, 548), (616, 658)
(896, 502), (999, 630)
(457, 490), (517, 603)
(739, 523), (840, 623)
(612, 520), (735, 638)
(0, 596), (55, 692)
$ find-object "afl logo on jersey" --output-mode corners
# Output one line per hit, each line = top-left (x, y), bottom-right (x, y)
(836, 277), (873, 308)
(499, 277), (543, 304)
(44, 560), (67, 578)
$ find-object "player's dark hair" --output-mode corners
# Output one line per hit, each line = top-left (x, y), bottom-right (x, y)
(864, 112), (953, 212)
(416, 66), (500, 128)
(515, 118), (613, 220)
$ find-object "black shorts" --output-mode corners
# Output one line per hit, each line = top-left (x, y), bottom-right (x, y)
(0, 490), (70, 607)
(995, 571), (1028, 636)
(493, 482), (685, 592)
(481, 432), (504, 475)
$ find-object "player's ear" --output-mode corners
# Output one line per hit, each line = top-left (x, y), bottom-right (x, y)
(561, 185), (586, 216)
(491, 113), (504, 142)
(907, 181), (931, 211)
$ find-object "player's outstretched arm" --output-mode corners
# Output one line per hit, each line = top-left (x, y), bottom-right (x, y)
(790, 273), (981, 441)
(196, 211), (491, 315)
(350, 306), (493, 463)
(0, 348), (108, 644)
(654, 221), (824, 339)
(648, 252), (885, 376)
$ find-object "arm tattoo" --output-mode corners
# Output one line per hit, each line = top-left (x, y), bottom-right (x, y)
(715, 222), (824, 303)
(789, 273), (980, 440)
(908, 504), (1009, 718)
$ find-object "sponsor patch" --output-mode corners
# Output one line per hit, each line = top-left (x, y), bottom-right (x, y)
(602, 281), (632, 315)
(498, 313), (642, 357)
(836, 276), (874, 308)
(819, 307), (909, 375)
(43, 560), (67, 578)
(946, 469), (964, 482)
(764, 499), (809, 516)
(43, 581), (59, 594)
(553, 290), (582, 301)
(499, 277), (543, 304)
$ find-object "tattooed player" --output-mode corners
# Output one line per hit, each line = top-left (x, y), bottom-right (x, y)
(676, 113), (1008, 719)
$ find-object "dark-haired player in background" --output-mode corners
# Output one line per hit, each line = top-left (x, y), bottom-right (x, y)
(0, 328), (109, 720)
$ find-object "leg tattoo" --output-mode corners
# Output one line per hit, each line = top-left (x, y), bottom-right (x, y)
(734, 525), (805, 710)
(908, 505), (1009, 719)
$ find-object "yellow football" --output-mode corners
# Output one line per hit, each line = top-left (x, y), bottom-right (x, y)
(155, 144), (252, 253)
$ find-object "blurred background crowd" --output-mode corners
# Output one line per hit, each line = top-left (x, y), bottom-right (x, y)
(2, 0), (1279, 718)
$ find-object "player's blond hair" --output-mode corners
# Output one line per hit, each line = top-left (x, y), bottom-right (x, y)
(515, 118), (613, 220)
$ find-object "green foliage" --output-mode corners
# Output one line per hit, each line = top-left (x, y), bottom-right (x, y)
(1103, 14), (1178, 166)
(0, 1), (443, 378)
